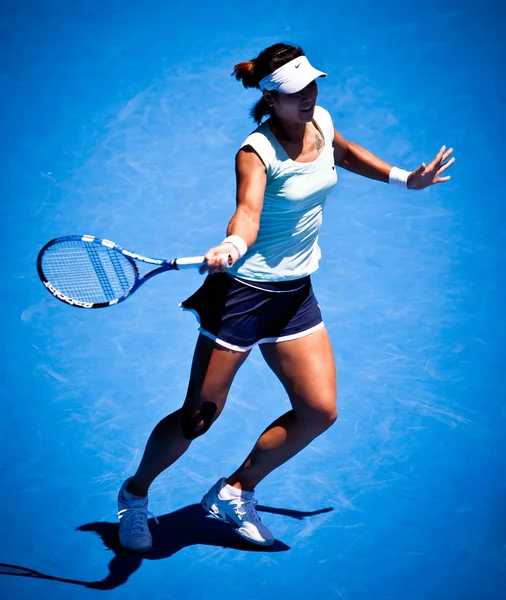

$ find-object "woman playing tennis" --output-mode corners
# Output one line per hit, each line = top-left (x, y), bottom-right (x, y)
(116, 43), (455, 551)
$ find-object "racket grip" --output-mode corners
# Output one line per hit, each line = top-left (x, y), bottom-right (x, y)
(174, 254), (232, 271)
(174, 256), (206, 270)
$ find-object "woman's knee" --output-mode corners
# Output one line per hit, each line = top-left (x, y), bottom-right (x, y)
(297, 395), (338, 433)
(315, 404), (338, 431)
(179, 378), (228, 440)
(179, 401), (219, 439)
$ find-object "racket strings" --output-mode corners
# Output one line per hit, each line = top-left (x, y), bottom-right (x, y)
(41, 240), (137, 304)
(88, 244), (116, 300)
(110, 250), (132, 292)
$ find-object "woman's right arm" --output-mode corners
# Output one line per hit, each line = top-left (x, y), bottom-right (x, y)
(203, 147), (266, 274)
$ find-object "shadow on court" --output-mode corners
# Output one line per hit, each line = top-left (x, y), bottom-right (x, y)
(0, 503), (333, 591)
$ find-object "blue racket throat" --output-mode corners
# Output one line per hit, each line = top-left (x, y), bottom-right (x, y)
(37, 235), (206, 309)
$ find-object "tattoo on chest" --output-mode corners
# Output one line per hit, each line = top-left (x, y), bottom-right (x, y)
(315, 135), (323, 152)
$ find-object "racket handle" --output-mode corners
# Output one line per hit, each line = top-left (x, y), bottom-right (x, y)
(174, 253), (233, 271)
(173, 256), (206, 270)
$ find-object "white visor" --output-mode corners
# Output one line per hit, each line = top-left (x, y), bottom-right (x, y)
(259, 56), (327, 94)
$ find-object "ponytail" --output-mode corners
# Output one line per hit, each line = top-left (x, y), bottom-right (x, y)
(233, 60), (259, 89)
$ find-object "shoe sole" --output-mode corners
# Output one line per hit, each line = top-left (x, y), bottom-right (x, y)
(122, 544), (152, 553)
(118, 536), (152, 553)
(201, 498), (274, 547)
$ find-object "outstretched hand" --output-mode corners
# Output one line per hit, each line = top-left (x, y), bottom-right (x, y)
(407, 146), (455, 190)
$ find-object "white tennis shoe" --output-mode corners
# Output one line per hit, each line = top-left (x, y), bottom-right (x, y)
(201, 478), (274, 546)
(117, 477), (158, 552)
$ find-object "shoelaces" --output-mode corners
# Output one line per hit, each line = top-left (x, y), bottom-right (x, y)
(231, 497), (262, 525)
(117, 507), (159, 533)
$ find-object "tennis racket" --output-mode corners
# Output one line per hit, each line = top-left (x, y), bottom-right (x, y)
(37, 235), (215, 309)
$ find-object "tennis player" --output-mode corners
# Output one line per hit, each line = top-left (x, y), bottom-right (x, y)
(116, 43), (455, 551)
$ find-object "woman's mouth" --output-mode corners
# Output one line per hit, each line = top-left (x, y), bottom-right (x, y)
(301, 104), (314, 113)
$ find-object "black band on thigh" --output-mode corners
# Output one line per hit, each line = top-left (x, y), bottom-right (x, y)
(180, 379), (218, 440)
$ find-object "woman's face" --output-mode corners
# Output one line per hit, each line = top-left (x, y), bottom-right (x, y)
(266, 80), (319, 125)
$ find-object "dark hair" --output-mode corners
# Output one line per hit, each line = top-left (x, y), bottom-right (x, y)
(233, 43), (305, 123)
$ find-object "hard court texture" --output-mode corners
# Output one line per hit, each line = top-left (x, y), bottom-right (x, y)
(1, 1), (505, 599)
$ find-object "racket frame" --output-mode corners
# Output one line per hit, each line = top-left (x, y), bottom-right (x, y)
(37, 235), (205, 309)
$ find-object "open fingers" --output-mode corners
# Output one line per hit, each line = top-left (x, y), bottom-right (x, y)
(428, 146), (455, 173)
(442, 147), (454, 163)
(435, 175), (451, 184)
(426, 146), (445, 171)
(434, 156), (455, 183)
(438, 156), (455, 175)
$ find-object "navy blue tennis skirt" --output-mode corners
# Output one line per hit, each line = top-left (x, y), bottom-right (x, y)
(180, 273), (323, 352)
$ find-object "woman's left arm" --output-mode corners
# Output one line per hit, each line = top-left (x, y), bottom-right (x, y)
(332, 129), (455, 190)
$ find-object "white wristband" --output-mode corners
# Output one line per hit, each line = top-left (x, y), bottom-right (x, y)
(222, 235), (248, 259)
(389, 166), (410, 189)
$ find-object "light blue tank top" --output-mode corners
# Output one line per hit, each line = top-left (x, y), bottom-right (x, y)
(227, 106), (338, 282)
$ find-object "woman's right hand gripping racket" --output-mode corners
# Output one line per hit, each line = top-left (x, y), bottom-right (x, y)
(37, 235), (229, 309)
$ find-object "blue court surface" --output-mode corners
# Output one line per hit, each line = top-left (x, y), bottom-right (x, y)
(1, 1), (505, 599)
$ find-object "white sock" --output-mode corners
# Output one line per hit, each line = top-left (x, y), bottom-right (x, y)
(218, 480), (254, 500)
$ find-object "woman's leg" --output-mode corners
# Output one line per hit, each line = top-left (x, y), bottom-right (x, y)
(226, 327), (337, 491)
(127, 334), (250, 497)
